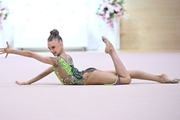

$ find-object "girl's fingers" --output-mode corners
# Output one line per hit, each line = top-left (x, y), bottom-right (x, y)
(0, 48), (4, 51)
(0, 48), (8, 57)
(6, 41), (10, 48)
(5, 53), (9, 58)
(0, 48), (4, 54)
(0, 43), (9, 57)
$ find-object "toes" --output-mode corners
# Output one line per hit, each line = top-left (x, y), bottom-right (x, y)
(102, 36), (105, 40)
(160, 76), (179, 83)
(102, 36), (107, 42)
(166, 79), (179, 83)
(173, 78), (180, 83)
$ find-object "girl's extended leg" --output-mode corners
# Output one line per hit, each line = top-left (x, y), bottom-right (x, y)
(102, 36), (131, 84)
(128, 70), (179, 83)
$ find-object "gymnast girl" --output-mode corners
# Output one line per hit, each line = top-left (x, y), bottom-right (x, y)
(0, 29), (179, 85)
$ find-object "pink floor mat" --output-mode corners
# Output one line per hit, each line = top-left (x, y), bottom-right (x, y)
(0, 51), (180, 120)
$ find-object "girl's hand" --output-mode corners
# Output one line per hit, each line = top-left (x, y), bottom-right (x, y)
(0, 42), (11, 58)
(15, 81), (31, 85)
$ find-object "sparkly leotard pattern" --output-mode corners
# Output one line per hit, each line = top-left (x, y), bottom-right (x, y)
(53, 56), (96, 85)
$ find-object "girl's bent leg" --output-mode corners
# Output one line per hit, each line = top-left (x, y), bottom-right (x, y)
(102, 36), (131, 83)
(85, 70), (131, 85)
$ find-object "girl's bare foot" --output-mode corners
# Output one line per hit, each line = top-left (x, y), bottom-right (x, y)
(102, 36), (115, 54)
(160, 74), (179, 83)
(15, 81), (31, 85)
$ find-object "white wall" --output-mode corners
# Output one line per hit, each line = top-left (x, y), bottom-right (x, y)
(1, 0), (120, 50)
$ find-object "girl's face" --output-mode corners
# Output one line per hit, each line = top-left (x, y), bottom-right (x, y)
(48, 39), (63, 56)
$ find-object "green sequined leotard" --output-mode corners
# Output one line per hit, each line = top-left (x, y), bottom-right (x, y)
(53, 56), (96, 85)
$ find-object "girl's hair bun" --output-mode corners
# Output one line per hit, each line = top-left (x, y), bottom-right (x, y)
(50, 29), (59, 36)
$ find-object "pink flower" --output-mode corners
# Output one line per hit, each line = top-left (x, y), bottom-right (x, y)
(114, 3), (121, 12)
(106, 18), (114, 28)
(100, 2), (109, 11)
(105, 11), (110, 18)
(97, 0), (127, 29)
(0, 13), (5, 19)
(108, 5), (114, 13)
(101, 13), (106, 20)
(117, 11), (122, 18)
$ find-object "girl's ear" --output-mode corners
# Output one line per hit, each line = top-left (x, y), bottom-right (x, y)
(60, 41), (63, 46)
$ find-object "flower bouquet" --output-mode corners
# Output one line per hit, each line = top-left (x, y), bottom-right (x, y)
(0, 1), (9, 29)
(96, 0), (127, 28)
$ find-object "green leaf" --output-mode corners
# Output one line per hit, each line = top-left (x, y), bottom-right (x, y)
(119, 0), (124, 5)
(110, 13), (114, 19)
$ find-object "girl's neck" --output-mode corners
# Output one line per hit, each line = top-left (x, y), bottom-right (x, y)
(58, 51), (66, 57)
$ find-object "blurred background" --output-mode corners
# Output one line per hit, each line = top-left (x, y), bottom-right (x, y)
(0, 0), (180, 52)
(1, 1), (180, 119)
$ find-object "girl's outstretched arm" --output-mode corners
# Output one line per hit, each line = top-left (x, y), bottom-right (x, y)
(16, 66), (54, 85)
(0, 42), (55, 65)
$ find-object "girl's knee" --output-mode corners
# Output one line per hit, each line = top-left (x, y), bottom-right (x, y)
(126, 76), (132, 84)
(121, 76), (131, 84)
